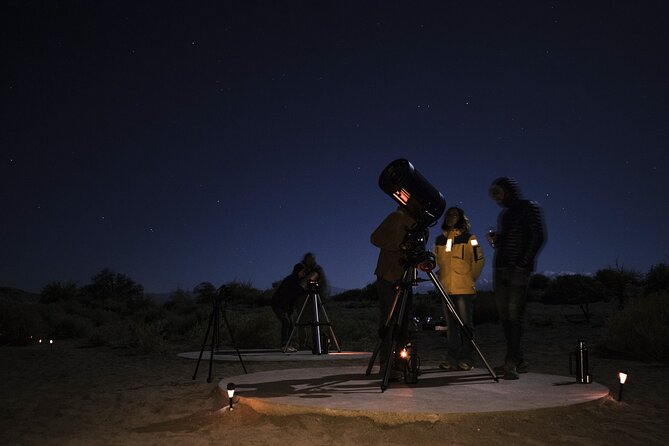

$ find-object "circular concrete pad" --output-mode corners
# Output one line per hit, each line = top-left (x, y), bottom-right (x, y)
(179, 349), (371, 362)
(220, 366), (610, 422)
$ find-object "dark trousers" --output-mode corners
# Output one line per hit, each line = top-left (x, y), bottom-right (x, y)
(493, 267), (531, 364)
(272, 305), (293, 347)
(294, 293), (309, 347)
(442, 294), (475, 363)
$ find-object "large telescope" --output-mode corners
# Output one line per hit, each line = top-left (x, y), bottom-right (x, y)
(378, 159), (446, 227)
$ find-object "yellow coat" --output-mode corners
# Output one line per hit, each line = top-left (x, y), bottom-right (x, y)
(433, 229), (484, 295)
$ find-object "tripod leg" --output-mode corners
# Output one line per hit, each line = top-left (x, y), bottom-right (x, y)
(380, 322), (398, 392)
(365, 281), (403, 375)
(426, 270), (499, 382)
(315, 294), (342, 352)
(381, 280), (413, 392)
(207, 307), (220, 383)
(222, 307), (247, 374)
(192, 305), (216, 380)
(366, 269), (413, 392)
(312, 292), (322, 354)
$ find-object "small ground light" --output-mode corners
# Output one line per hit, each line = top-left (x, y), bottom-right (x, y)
(227, 382), (236, 410)
(618, 372), (628, 401)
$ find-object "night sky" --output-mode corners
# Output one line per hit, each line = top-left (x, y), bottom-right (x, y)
(2, 1), (668, 294)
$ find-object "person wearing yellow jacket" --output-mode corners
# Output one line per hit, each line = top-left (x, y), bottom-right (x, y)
(433, 206), (484, 371)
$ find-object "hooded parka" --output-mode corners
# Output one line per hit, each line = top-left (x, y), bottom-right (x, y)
(434, 229), (484, 295)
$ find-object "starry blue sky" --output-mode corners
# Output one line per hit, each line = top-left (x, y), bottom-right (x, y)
(2, 1), (667, 293)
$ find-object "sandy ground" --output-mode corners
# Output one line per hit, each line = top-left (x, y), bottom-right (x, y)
(1, 301), (668, 446)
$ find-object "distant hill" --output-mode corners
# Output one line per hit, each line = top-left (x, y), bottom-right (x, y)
(328, 285), (349, 296)
(0, 287), (39, 304)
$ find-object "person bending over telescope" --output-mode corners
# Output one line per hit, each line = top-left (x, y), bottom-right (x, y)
(271, 263), (307, 353)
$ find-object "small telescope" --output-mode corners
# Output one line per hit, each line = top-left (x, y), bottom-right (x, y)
(378, 159), (446, 227)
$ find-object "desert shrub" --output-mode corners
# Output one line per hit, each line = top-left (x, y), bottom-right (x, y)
(50, 314), (94, 339)
(87, 318), (168, 353)
(595, 267), (641, 307)
(341, 300), (377, 309)
(0, 302), (49, 345)
(0, 287), (39, 303)
(644, 263), (669, 295)
(123, 319), (168, 353)
(328, 305), (378, 351)
(193, 282), (217, 304)
(81, 269), (151, 314)
(332, 284), (377, 303)
(163, 312), (201, 339)
(79, 307), (120, 327)
(183, 318), (209, 345)
(220, 281), (263, 308)
(85, 324), (118, 347)
(194, 280), (268, 308)
(40, 303), (93, 339)
(250, 289), (273, 307)
(473, 291), (499, 325)
(602, 292), (669, 361)
(226, 308), (278, 348)
(40, 281), (79, 304)
(527, 273), (551, 302)
(136, 304), (171, 324)
(163, 288), (198, 315)
(542, 274), (606, 305)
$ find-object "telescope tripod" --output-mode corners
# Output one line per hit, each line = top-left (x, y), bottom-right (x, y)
(366, 253), (498, 392)
(192, 295), (247, 382)
(286, 281), (341, 354)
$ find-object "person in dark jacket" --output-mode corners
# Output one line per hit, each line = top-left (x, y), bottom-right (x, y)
(371, 205), (416, 380)
(488, 177), (546, 380)
(271, 263), (308, 353)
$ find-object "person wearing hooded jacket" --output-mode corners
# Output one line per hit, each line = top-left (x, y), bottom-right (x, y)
(433, 207), (484, 371)
(488, 177), (546, 380)
(371, 205), (417, 380)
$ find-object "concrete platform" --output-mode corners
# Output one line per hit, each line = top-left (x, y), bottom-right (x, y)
(178, 349), (371, 362)
(219, 366), (611, 423)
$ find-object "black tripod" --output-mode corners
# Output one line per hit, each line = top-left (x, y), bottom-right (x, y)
(286, 280), (341, 354)
(366, 237), (498, 392)
(192, 289), (247, 382)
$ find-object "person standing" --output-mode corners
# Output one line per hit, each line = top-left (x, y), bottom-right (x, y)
(434, 207), (484, 372)
(488, 177), (546, 380)
(271, 263), (307, 353)
(371, 205), (416, 379)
